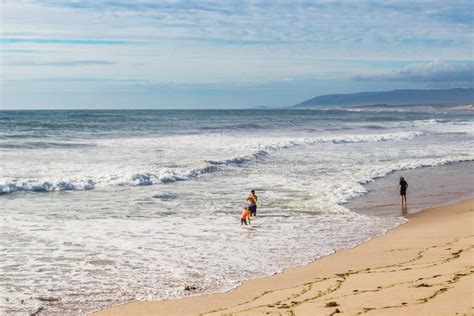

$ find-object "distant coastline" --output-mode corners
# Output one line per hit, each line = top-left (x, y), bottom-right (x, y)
(340, 103), (474, 111)
(293, 88), (474, 108)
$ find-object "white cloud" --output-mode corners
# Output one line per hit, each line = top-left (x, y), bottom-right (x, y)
(1, 1), (473, 108)
(353, 62), (474, 83)
(2, 1), (473, 47)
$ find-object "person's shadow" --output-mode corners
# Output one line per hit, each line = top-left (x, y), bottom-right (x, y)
(401, 205), (408, 216)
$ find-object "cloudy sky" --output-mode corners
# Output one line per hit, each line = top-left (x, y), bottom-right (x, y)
(1, 0), (473, 109)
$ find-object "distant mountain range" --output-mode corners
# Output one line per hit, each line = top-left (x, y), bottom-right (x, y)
(293, 88), (474, 108)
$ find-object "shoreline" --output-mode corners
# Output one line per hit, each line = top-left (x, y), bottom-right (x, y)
(94, 199), (474, 315)
(346, 161), (474, 218)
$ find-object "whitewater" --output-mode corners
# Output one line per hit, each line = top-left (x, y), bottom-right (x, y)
(1, 108), (473, 314)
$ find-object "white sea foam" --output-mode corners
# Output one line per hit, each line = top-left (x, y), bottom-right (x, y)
(0, 180), (95, 194)
(0, 131), (425, 194)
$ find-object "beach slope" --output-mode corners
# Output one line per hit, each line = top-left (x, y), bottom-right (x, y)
(95, 200), (474, 315)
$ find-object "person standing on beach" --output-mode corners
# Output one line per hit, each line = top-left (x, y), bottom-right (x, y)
(246, 190), (258, 217)
(400, 177), (408, 206)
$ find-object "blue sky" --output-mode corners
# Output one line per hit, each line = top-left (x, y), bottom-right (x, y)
(1, 0), (473, 109)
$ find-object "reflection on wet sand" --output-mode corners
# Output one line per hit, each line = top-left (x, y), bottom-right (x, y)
(401, 205), (408, 216)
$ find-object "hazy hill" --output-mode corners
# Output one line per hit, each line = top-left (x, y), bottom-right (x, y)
(293, 88), (474, 107)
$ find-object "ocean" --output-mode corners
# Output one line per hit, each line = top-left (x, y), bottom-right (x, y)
(1, 108), (473, 314)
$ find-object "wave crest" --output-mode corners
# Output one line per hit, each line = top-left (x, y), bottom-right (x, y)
(0, 180), (95, 195)
(0, 131), (427, 195)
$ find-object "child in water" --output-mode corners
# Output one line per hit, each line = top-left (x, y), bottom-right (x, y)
(241, 206), (250, 225)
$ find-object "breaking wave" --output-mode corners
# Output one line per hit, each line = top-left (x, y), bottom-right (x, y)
(0, 130), (435, 195)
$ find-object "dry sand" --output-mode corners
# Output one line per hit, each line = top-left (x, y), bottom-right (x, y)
(94, 200), (474, 315)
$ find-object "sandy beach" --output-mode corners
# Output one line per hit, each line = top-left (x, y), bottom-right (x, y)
(95, 199), (474, 315)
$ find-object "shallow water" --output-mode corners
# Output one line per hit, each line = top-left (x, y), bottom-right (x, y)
(1, 109), (473, 314)
(348, 161), (474, 217)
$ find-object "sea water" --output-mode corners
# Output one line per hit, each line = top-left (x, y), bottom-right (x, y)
(1, 108), (473, 314)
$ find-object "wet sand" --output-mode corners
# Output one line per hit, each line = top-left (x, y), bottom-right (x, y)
(94, 199), (474, 315)
(347, 161), (474, 217)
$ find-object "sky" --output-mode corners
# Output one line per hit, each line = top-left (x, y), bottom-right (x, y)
(1, 0), (473, 109)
